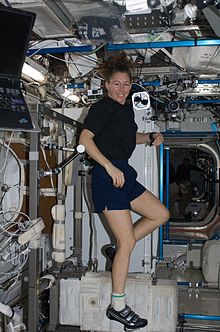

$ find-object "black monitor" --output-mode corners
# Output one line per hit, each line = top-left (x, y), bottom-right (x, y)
(0, 5), (36, 131)
(0, 5), (36, 80)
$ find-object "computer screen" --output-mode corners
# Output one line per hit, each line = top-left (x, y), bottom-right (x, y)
(0, 5), (36, 79)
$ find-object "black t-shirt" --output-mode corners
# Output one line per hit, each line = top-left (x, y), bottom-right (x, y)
(83, 96), (138, 160)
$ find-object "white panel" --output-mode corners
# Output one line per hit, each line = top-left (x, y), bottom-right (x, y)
(59, 278), (80, 325)
(80, 272), (113, 331)
(151, 279), (178, 331)
(59, 272), (178, 332)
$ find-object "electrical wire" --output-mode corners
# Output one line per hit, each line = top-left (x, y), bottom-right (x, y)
(75, 41), (107, 55)
(215, 131), (220, 154)
(66, 53), (82, 77)
(82, 174), (98, 268)
(0, 132), (14, 174)
(0, 211), (31, 239)
(0, 223), (20, 237)
(92, 70), (104, 80)
(82, 176), (93, 269)
(2, 247), (29, 266)
(28, 40), (62, 58)
(0, 191), (7, 209)
(0, 251), (29, 290)
(29, 40), (104, 74)
(150, 47), (188, 73)
(0, 142), (28, 294)
(48, 53), (98, 68)
(0, 234), (13, 253)
(3, 210), (30, 224)
(137, 49), (148, 78)
(40, 146), (55, 189)
(4, 0), (11, 6)
(73, 52), (100, 65)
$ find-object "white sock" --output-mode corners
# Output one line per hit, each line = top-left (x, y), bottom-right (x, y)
(111, 292), (126, 311)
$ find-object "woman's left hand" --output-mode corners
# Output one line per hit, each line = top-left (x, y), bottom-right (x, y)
(151, 132), (164, 146)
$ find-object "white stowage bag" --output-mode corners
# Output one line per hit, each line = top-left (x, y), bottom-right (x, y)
(0, 142), (25, 222)
(51, 204), (66, 263)
(172, 46), (220, 74)
(202, 240), (220, 283)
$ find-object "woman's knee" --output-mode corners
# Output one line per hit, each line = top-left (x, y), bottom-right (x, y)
(160, 205), (170, 224)
(117, 236), (136, 254)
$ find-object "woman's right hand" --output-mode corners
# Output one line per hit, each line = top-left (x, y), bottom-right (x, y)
(104, 163), (125, 188)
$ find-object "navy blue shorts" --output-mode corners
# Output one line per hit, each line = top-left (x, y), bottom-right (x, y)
(92, 160), (146, 213)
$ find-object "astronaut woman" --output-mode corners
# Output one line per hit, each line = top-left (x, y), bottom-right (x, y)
(79, 52), (169, 330)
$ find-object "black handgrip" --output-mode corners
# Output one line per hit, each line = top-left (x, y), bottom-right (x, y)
(149, 132), (156, 146)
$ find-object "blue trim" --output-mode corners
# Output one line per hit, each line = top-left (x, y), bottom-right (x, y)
(177, 282), (190, 286)
(159, 144), (164, 260)
(197, 39), (220, 46)
(177, 281), (204, 286)
(67, 83), (86, 89)
(163, 239), (206, 244)
(27, 39), (220, 56)
(165, 148), (170, 240)
(211, 123), (218, 132)
(136, 79), (220, 88)
(159, 144), (164, 203)
(187, 99), (220, 104)
(179, 314), (220, 321)
(107, 39), (220, 51)
(27, 45), (93, 56)
(162, 131), (218, 137)
(198, 79), (220, 84)
(141, 81), (161, 87)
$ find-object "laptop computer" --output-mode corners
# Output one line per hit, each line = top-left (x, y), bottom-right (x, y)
(0, 5), (36, 130)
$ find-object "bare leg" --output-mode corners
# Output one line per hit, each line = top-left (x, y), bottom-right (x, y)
(103, 191), (169, 294)
(131, 190), (170, 241)
(103, 191), (167, 330)
(103, 209), (135, 294)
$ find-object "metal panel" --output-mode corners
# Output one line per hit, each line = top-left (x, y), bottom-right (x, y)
(11, 0), (74, 38)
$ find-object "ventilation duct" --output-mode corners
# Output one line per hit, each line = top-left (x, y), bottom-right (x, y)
(9, 0), (74, 38)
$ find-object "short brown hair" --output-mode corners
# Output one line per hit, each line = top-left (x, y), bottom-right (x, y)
(98, 51), (134, 82)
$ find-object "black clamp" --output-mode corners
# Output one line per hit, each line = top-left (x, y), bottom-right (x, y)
(149, 132), (156, 146)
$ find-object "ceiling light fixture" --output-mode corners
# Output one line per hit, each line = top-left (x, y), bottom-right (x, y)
(125, 0), (149, 11)
(22, 63), (47, 84)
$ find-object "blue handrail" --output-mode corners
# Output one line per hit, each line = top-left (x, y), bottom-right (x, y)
(159, 144), (164, 260)
(179, 314), (220, 321)
(165, 148), (170, 240)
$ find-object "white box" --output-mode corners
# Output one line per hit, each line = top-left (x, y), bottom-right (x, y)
(202, 240), (220, 283)
(59, 272), (178, 331)
(80, 272), (177, 332)
(59, 278), (80, 325)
